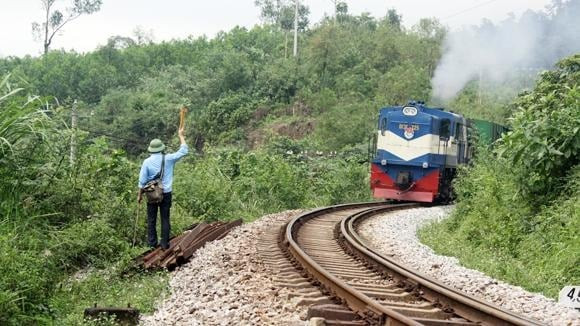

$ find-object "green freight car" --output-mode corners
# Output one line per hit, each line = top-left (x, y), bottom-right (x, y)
(468, 118), (508, 145)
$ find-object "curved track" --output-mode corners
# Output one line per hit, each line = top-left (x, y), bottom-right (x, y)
(284, 203), (542, 326)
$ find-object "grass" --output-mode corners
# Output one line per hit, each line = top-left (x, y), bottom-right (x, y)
(49, 251), (169, 325)
(419, 221), (533, 289)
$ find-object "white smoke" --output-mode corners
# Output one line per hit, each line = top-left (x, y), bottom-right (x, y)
(432, 0), (580, 100)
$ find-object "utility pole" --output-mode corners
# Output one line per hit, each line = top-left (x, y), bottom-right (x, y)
(70, 100), (78, 165)
(293, 0), (298, 57)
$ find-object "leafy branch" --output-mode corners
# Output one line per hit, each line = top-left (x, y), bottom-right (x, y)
(32, 0), (103, 55)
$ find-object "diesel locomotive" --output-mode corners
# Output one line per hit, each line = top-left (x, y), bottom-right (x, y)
(370, 101), (506, 203)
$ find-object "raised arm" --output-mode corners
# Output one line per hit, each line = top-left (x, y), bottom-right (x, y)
(166, 127), (189, 161)
(178, 127), (186, 146)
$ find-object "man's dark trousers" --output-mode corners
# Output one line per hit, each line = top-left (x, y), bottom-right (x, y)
(147, 192), (172, 249)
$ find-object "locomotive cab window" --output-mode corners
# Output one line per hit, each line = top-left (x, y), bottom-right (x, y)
(439, 119), (450, 140)
(381, 117), (388, 136)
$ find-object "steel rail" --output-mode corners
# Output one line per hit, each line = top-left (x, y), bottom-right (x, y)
(285, 202), (543, 325)
(341, 206), (543, 326)
(285, 202), (421, 325)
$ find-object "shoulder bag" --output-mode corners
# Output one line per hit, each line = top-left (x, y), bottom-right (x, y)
(143, 154), (165, 204)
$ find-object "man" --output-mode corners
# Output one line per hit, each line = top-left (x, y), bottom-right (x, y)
(138, 127), (188, 249)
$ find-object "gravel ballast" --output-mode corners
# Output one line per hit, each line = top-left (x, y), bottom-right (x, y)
(358, 206), (580, 326)
(141, 210), (307, 326)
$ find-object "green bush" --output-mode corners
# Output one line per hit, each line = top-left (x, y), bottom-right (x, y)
(50, 219), (130, 272)
(307, 158), (370, 206)
(313, 101), (376, 150)
(498, 55), (580, 201)
(516, 168), (580, 296)
(199, 92), (260, 144)
(451, 152), (532, 251)
(0, 228), (55, 325)
(174, 152), (240, 221)
(174, 147), (373, 221)
(237, 151), (307, 211)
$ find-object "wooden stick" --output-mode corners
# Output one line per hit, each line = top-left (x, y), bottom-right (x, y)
(179, 106), (187, 130)
(132, 204), (141, 247)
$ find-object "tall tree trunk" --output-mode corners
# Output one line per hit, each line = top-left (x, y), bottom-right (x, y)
(44, 2), (50, 55)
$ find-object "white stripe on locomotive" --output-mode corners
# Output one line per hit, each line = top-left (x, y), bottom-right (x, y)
(376, 130), (459, 165)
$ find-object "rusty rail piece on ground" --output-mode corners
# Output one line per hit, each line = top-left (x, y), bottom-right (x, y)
(138, 219), (242, 270)
(284, 203), (542, 325)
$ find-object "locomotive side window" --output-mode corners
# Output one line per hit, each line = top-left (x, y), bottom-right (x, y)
(381, 117), (388, 136)
(455, 123), (464, 141)
(440, 119), (450, 139)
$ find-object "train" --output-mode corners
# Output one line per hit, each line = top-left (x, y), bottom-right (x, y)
(370, 101), (507, 203)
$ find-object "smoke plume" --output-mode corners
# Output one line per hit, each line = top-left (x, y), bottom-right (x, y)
(432, 0), (580, 100)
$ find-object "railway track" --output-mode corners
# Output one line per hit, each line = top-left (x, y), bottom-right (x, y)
(262, 202), (543, 325)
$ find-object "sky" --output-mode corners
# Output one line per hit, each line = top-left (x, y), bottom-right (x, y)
(0, 0), (553, 57)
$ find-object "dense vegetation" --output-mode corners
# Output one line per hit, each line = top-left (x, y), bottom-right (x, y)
(420, 55), (580, 298)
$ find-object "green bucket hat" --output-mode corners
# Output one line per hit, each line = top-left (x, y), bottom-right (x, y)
(148, 139), (166, 153)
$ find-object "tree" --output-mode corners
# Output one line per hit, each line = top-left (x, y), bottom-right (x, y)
(255, 0), (310, 57)
(336, 1), (348, 21)
(32, 0), (103, 55)
(385, 9), (402, 31)
(256, 0), (307, 28)
(133, 26), (155, 45)
(105, 36), (136, 49)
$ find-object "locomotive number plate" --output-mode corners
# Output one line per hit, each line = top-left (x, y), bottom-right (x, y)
(398, 124), (420, 131)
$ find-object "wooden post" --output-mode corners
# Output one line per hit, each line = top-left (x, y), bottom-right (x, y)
(70, 100), (78, 165)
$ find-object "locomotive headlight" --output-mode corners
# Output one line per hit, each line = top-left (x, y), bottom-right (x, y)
(381, 159), (387, 166)
(402, 106), (418, 116)
(422, 162), (428, 168)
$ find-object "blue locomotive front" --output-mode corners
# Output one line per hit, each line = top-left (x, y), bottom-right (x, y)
(370, 101), (469, 202)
